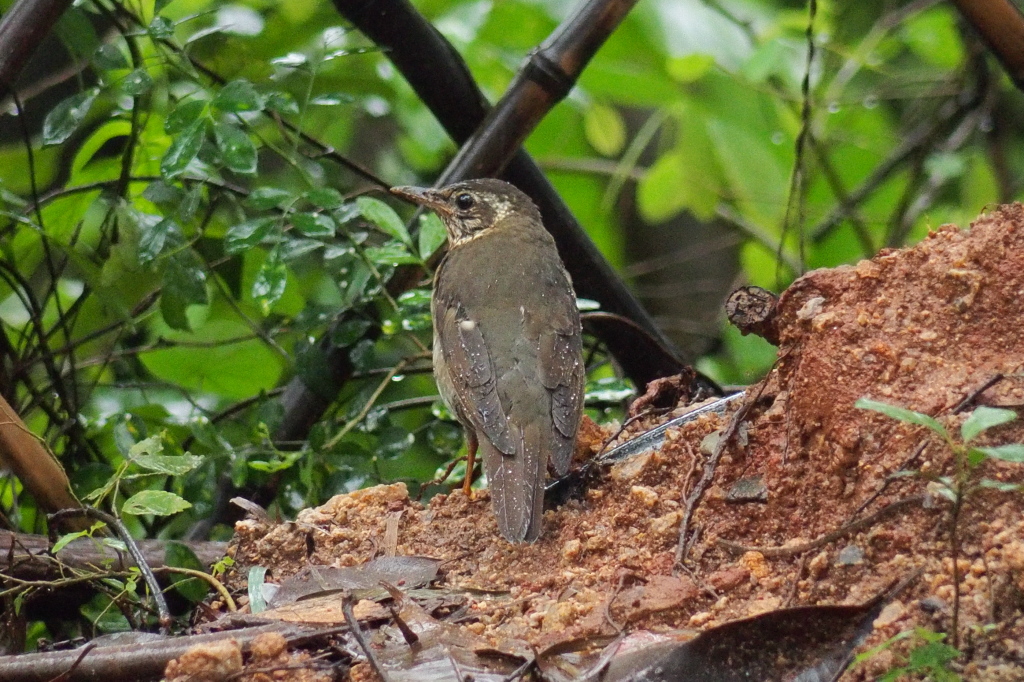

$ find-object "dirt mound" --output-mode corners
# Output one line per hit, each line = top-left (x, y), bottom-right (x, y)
(225, 205), (1024, 680)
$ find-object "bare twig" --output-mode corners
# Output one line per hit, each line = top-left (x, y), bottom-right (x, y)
(0, 623), (345, 682)
(776, 0), (817, 280)
(48, 508), (171, 634)
(951, 374), (1005, 414)
(809, 91), (983, 243)
(0, 528), (225, 580)
(342, 592), (390, 682)
(674, 384), (767, 567)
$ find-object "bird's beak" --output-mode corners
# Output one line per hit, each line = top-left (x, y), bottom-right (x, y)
(390, 186), (451, 216)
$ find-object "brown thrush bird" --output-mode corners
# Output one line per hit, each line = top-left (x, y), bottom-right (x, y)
(391, 179), (585, 542)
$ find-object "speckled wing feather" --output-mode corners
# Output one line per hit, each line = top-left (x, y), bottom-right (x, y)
(534, 265), (584, 475)
(433, 299), (516, 455)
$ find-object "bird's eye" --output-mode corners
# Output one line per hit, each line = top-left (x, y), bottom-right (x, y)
(454, 193), (475, 210)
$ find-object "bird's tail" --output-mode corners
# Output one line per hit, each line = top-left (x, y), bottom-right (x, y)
(482, 422), (546, 543)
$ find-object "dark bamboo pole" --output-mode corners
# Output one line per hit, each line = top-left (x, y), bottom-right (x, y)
(336, 0), (679, 372)
(0, 0), (75, 96)
(277, 0), (688, 444)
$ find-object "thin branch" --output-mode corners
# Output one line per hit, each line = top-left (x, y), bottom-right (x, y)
(0, 623), (345, 682)
(342, 592), (390, 682)
(776, 0), (817, 281)
(323, 357), (415, 450)
(48, 508), (172, 634)
(809, 82), (983, 243)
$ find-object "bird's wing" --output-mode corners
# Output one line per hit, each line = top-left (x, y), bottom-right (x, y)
(533, 268), (585, 474)
(434, 295), (517, 455)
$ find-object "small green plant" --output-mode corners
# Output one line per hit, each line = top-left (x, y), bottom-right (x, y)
(856, 398), (1024, 647)
(855, 627), (961, 682)
(84, 433), (204, 520)
(856, 399), (1024, 496)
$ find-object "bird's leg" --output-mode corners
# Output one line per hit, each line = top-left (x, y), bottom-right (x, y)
(463, 431), (478, 496)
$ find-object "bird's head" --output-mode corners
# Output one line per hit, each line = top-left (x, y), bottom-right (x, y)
(390, 178), (541, 247)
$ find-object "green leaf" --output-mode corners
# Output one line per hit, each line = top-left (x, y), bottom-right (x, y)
(128, 435), (163, 459)
(356, 196), (411, 245)
(80, 593), (130, 633)
(707, 118), (787, 228)
(133, 453), (204, 476)
(304, 187), (344, 210)
(120, 68), (153, 96)
(365, 242), (420, 266)
(667, 54), (715, 83)
(139, 217), (179, 263)
(931, 478), (958, 503)
(292, 212), (336, 238)
(165, 100), (207, 134)
(855, 398), (947, 436)
(93, 44), (128, 70)
(161, 250), (208, 330)
(140, 320), (284, 399)
(42, 88), (100, 145)
(584, 102), (626, 157)
(122, 490), (192, 516)
(165, 542), (209, 602)
(252, 251), (287, 315)
(264, 91), (299, 115)
(978, 479), (1021, 492)
(248, 566), (268, 613)
(972, 443), (1024, 463)
(245, 186), (293, 210)
(161, 118), (207, 178)
(332, 319), (373, 346)
(271, 52), (307, 67)
(248, 450), (303, 473)
(213, 122), (258, 174)
(418, 211), (446, 259)
(148, 15), (175, 39)
(586, 376), (636, 403)
(142, 180), (183, 208)
(280, 237), (324, 261)
(902, 7), (964, 70)
(394, 289), (432, 332)
(638, 149), (717, 221)
(310, 93), (355, 106)
(225, 217), (277, 254)
(961, 406), (1017, 442)
(906, 637), (960, 675)
(179, 185), (202, 223)
(344, 267), (373, 307)
(213, 79), (263, 112)
(52, 528), (93, 554)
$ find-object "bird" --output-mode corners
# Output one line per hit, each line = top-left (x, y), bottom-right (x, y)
(390, 178), (584, 543)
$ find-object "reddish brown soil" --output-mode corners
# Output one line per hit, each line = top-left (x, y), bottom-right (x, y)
(209, 205), (1024, 680)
